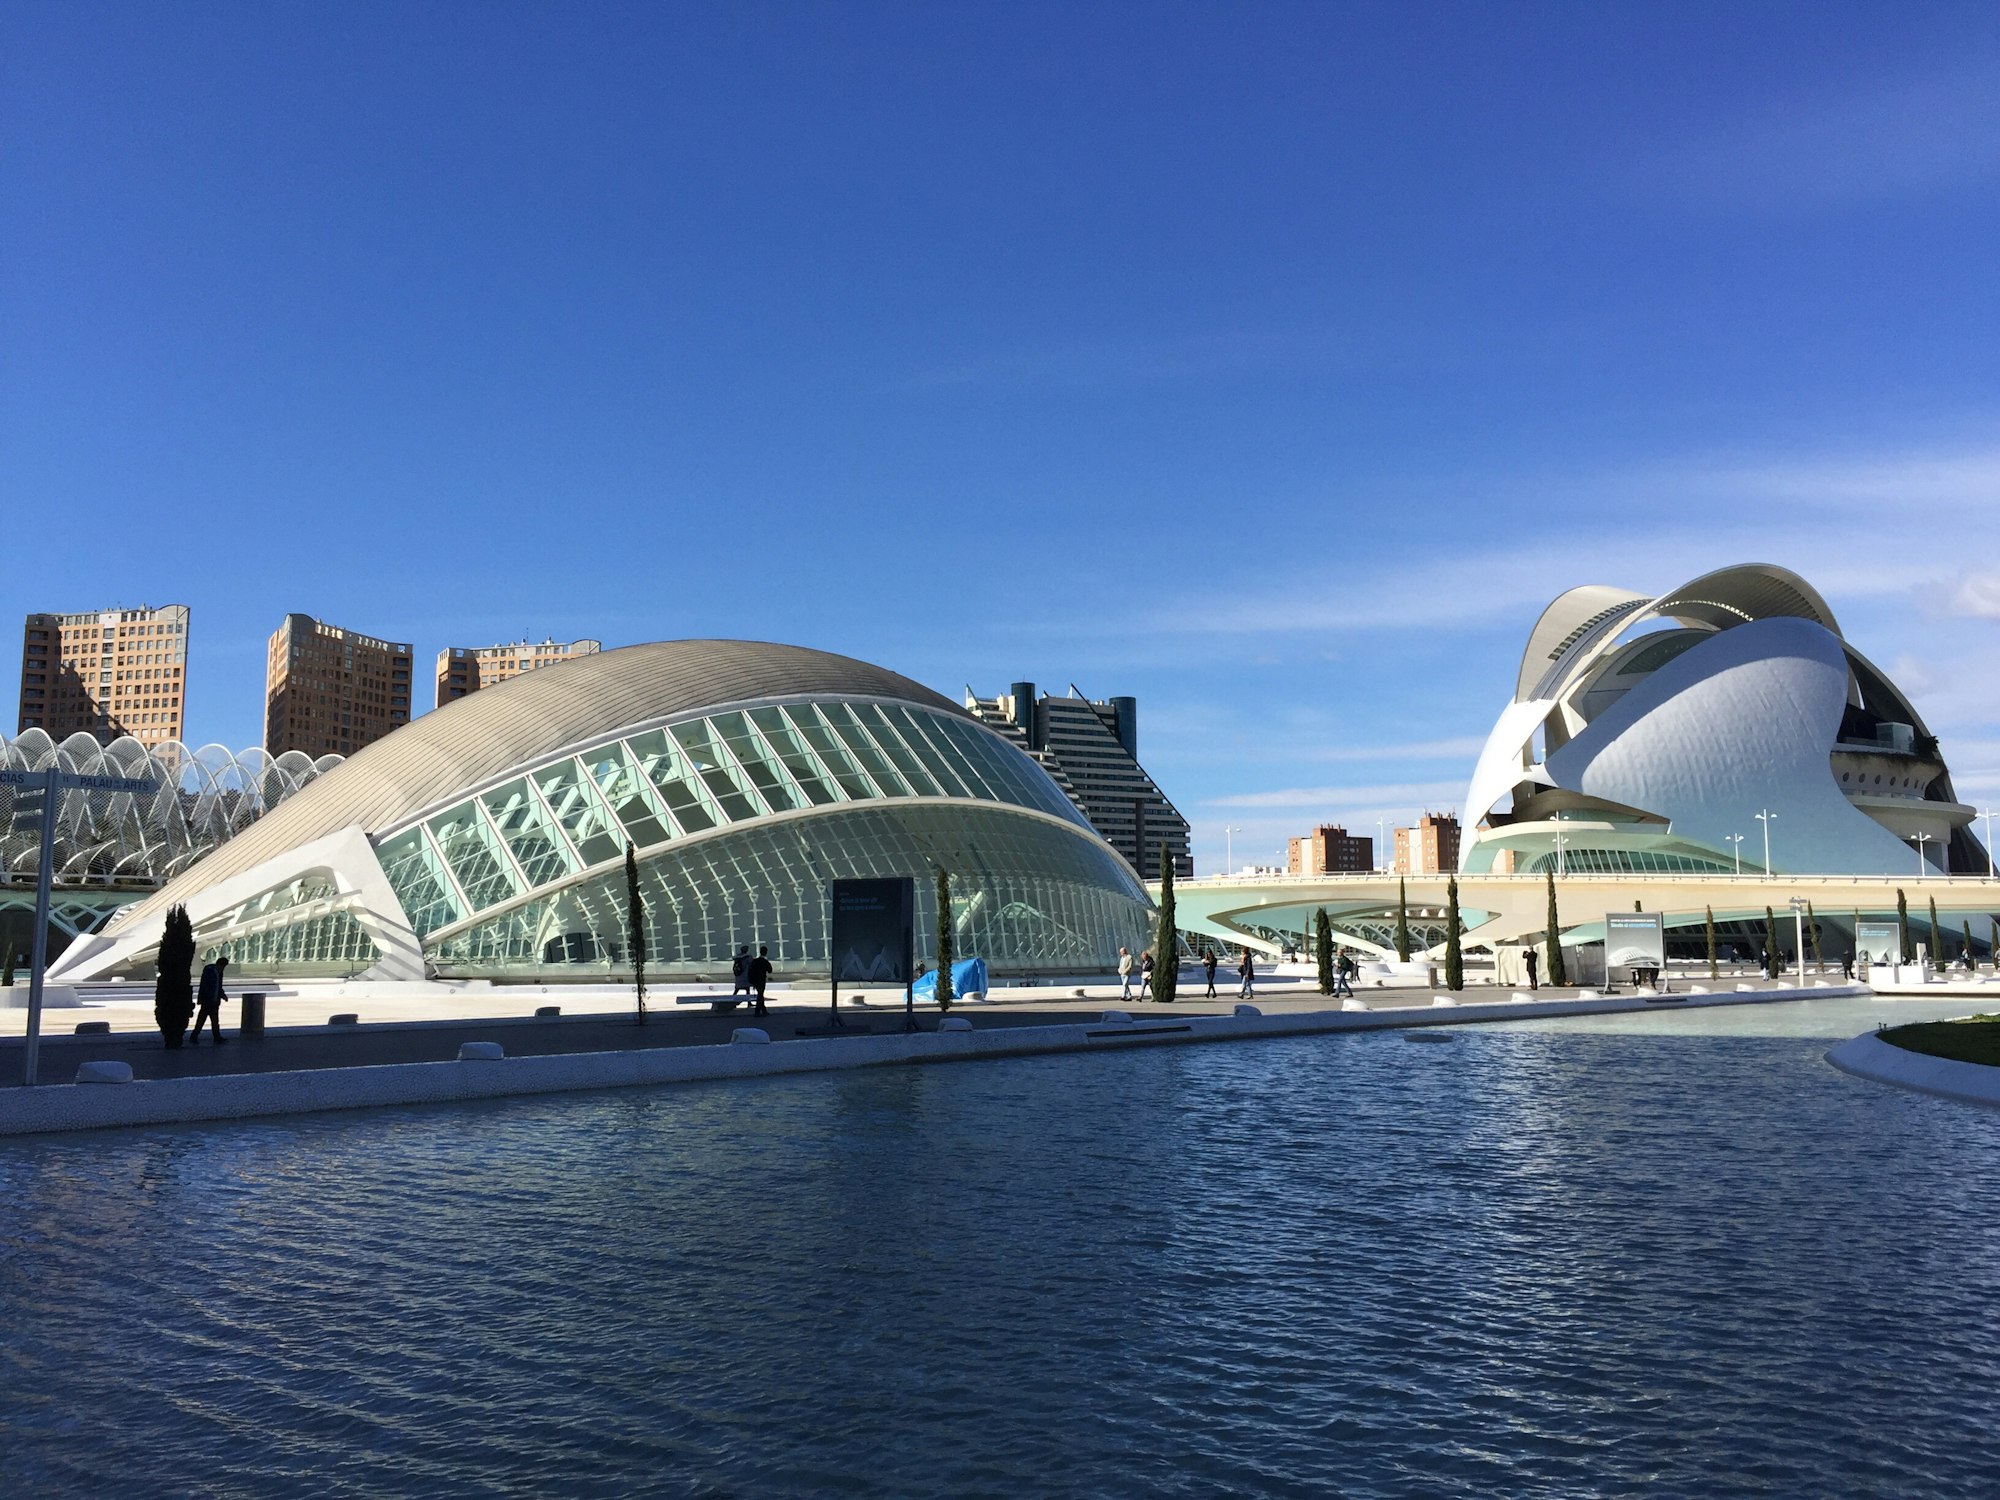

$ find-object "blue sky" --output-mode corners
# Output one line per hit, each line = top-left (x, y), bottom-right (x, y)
(6, 1), (1998, 872)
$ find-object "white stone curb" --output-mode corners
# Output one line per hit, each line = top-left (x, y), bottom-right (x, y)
(1825, 1030), (2000, 1111)
(0, 985), (1871, 1138)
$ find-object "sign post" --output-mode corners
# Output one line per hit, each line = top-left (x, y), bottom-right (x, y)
(1604, 910), (1666, 989)
(3, 767), (158, 1086)
(818, 877), (916, 1035)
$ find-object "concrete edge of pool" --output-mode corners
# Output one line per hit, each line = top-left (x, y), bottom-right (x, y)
(1825, 1030), (2000, 1111)
(0, 985), (1871, 1138)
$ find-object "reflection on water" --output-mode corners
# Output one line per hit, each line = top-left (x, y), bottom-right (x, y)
(3, 998), (1998, 1498)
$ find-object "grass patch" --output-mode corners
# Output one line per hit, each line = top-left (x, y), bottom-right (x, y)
(1881, 1015), (2000, 1068)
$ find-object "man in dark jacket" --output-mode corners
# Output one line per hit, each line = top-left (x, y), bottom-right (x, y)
(190, 955), (229, 1045)
(746, 945), (773, 1016)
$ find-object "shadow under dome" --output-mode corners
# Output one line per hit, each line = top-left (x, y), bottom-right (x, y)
(106, 640), (967, 930)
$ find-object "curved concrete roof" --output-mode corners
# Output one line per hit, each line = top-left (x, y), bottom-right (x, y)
(108, 639), (966, 932)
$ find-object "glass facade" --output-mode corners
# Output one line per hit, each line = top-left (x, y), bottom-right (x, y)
(429, 802), (1150, 978)
(1525, 848), (1735, 875)
(377, 699), (1105, 944)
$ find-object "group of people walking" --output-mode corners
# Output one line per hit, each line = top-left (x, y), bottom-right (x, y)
(1122, 944), (1268, 1001)
(729, 944), (774, 1014)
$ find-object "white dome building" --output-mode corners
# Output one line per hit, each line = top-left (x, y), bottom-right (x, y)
(49, 641), (1153, 983)
(1463, 564), (1978, 878)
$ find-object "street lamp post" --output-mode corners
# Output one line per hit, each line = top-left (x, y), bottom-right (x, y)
(1377, 816), (1386, 874)
(1788, 896), (1807, 987)
(1756, 809), (1776, 877)
(1726, 833), (1745, 875)
(1914, 831), (1933, 877)
(1224, 826), (1241, 875)
(1552, 810), (1568, 878)
(1980, 807), (1995, 880)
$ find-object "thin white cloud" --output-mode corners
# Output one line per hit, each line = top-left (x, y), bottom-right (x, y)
(1948, 571), (2000, 620)
(1205, 779), (1467, 811)
(1658, 57), (2000, 207)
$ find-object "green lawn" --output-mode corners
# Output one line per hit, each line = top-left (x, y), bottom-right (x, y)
(1881, 1015), (2000, 1067)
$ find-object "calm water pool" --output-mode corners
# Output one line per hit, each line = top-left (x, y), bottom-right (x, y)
(3, 996), (1997, 1498)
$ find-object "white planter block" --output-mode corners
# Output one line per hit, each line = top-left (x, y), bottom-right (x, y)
(1233, 1004), (1261, 1018)
(1098, 1011), (1133, 1026)
(76, 1060), (134, 1084)
(457, 1041), (505, 1061)
(938, 1016), (974, 1032)
(732, 1028), (771, 1045)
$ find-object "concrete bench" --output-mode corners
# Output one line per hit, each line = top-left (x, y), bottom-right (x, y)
(675, 996), (747, 1012)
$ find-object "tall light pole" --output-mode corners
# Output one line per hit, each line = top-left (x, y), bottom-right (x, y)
(1788, 896), (1807, 987)
(1552, 810), (1568, 878)
(1224, 826), (1241, 875)
(1726, 833), (1744, 876)
(1980, 807), (1995, 880)
(1377, 815), (1386, 874)
(1756, 809), (1776, 877)
(1914, 831), (1933, 877)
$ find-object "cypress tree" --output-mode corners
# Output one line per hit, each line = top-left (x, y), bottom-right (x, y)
(1, 947), (14, 987)
(1444, 877), (1464, 991)
(1963, 920), (1975, 971)
(1315, 908), (1334, 995)
(936, 866), (955, 1011)
(1806, 900), (1822, 969)
(1991, 917), (1998, 973)
(1896, 889), (1912, 962)
(1705, 904), (1717, 980)
(1545, 870), (1567, 987)
(1764, 905), (1780, 980)
(154, 904), (195, 1048)
(1152, 843), (1178, 1004)
(625, 842), (647, 1023)
(1394, 878), (1411, 962)
(1927, 896), (1942, 971)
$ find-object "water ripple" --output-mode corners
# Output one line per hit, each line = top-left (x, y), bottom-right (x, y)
(4, 1004), (1999, 1496)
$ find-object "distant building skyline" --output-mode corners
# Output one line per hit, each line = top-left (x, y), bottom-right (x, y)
(1394, 813), (1461, 876)
(16, 604), (189, 749)
(435, 638), (602, 709)
(1289, 824), (1373, 876)
(265, 614), (413, 759)
(966, 682), (1193, 878)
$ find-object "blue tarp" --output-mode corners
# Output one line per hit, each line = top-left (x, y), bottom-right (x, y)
(910, 957), (988, 1001)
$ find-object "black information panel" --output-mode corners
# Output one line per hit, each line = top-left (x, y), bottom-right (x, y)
(830, 877), (915, 984)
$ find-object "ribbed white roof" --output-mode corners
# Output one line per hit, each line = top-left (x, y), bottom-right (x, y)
(116, 639), (964, 926)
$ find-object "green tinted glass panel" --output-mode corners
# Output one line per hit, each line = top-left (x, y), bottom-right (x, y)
(583, 742), (674, 849)
(887, 707), (976, 798)
(480, 778), (575, 888)
(533, 758), (626, 866)
(825, 704), (910, 795)
(787, 707), (877, 800)
(376, 827), (462, 935)
(713, 711), (806, 812)
(671, 719), (762, 821)
(748, 707), (841, 805)
(428, 804), (519, 911)
(858, 704), (941, 795)
(627, 729), (719, 834)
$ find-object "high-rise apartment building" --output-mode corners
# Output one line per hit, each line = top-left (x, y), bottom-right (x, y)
(17, 605), (190, 748)
(965, 682), (1193, 878)
(266, 615), (412, 758)
(1394, 812), (1461, 874)
(1288, 824), (1374, 875)
(435, 638), (602, 707)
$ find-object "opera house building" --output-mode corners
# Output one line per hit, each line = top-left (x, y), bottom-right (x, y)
(46, 642), (1154, 984)
(1464, 563), (1980, 878)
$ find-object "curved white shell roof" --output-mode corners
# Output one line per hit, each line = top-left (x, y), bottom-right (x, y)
(101, 639), (965, 935)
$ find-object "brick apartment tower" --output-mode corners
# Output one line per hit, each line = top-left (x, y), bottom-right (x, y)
(266, 614), (413, 758)
(18, 605), (190, 748)
(435, 638), (602, 707)
(1288, 824), (1375, 875)
(1393, 812), (1462, 875)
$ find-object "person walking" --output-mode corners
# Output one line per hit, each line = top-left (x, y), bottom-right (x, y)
(1237, 946), (1254, 999)
(1332, 948), (1354, 998)
(746, 945), (772, 1016)
(1117, 946), (1134, 1000)
(189, 954), (229, 1045)
(1201, 946), (1218, 998)
(1841, 948), (1855, 981)
(730, 945), (751, 998)
(1139, 950), (1155, 1000)
(1524, 947), (1539, 991)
